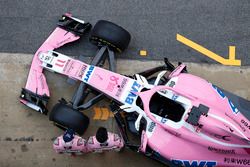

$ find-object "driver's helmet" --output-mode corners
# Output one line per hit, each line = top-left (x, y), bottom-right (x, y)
(63, 129), (75, 143)
(96, 127), (108, 144)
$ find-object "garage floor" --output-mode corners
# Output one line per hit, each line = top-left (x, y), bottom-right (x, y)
(1, 53), (250, 167)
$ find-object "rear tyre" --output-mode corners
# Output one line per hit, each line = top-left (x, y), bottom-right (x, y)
(90, 20), (131, 53)
(49, 103), (89, 135)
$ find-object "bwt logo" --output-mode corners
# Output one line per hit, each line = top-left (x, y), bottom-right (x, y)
(125, 81), (141, 105)
(212, 84), (239, 114)
(172, 160), (217, 167)
(84, 65), (94, 82)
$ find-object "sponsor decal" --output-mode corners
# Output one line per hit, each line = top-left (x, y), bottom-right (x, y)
(228, 100), (239, 114)
(148, 122), (156, 132)
(110, 76), (119, 84)
(172, 160), (217, 167)
(212, 84), (226, 98)
(169, 81), (175, 87)
(106, 76), (119, 92)
(125, 81), (141, 105)
(64, 61), (74, 73)
(45, 55), (53, 62)
(225, 113), (246, 132)
(55, 59), (66, 67)
(241, 119), (250, 130)
(40, 53), (53, 63)
(83, 65), (94, 82)
(62, 60), (70, 72)
(213, 134), (231, 141)
(78, 65), (87, 78)
(212, 84), (239, 114)
(95, 74), (103, 80)
(208, 146), (235, 154)
(159, 90), (168, 95)
(172, 94), (178, 101)
(161, 118), (167, 123)
(164, 128), (181, 137)
(224, 157), (250, 166)
(207, 131), (231, 141)
(115, 78), (128, 97)
(224, 124), (234, 132)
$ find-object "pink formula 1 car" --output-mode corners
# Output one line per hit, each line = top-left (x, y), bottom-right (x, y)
(38, 49), (250, 166)
(20, 14), (250, 167)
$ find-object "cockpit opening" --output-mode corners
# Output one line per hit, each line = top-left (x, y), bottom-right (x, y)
(149, 92), (185, 122)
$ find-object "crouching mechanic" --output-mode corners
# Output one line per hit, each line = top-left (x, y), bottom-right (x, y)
(53, 127), (124, 154)
(87, 127), (124, 152)
(53, 129), (87, 154)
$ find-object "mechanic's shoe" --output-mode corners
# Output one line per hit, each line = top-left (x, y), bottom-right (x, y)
(86, 127), (124, 152)
(53, 129), (87, 154)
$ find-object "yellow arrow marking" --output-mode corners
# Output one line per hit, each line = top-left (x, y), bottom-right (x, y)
(176, 34), (241, 66)
(100, 107), (110, 120)
(139, 50), (147, 56)
(93, 107), (102, 120)
(93, 107), (113, 120)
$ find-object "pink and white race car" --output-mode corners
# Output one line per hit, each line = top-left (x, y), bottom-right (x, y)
(20, 14), (250, 167)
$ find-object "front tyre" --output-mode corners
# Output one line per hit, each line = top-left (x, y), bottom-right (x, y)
(90, 20), (131, 53)
(49, 103), (89, 135)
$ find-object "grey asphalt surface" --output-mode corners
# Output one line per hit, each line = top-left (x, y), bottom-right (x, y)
(1, 0), (250, 65)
